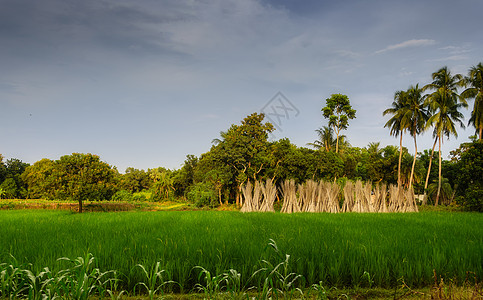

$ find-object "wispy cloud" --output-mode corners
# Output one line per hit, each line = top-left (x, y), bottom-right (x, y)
(375, 39), (436, 54)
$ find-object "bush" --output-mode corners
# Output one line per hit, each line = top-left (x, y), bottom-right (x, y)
(186, 182), (217, 207)
(111, 190), (133, 201)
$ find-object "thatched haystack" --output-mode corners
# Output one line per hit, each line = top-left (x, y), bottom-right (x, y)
(260, 179), (276, 212)
(281, 179), (301, 213)
(342, 181), (355, 212)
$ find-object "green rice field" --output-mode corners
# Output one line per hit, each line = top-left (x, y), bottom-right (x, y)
(0, 210), (482, 294)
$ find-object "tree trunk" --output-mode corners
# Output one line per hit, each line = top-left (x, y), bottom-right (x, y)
(409, 134), (417, 189)
(479, 126), (482, 141)
(218, 187), (222, 205)
(435, 136), (442, 206)
(335, 130), (340, 154)
(78, 200), (83, 213)
(397, 133), (403, 189)
(423, 137), (438, 204)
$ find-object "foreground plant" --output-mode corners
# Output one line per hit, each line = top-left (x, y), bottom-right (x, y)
(250, 239), (304, 300)
(134, 261), (176, 300)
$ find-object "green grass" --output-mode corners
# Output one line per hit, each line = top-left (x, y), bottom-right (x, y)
(0, 210), (481, 294)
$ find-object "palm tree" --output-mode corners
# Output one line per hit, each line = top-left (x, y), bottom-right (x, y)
(461, 62), (483, 140)
(212, 130), (228, 145)
(307, 126), (350, 152)
(383, 90), (408, 189)
(425, 92), (466, 205)
(402, 84), (428, 189)
(422, 136), (438, 204)
(423, 67), (466, 205)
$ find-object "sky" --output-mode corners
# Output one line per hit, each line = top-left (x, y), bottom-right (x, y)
(1, 0), (482, 172)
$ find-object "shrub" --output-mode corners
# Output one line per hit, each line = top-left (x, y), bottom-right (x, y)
(111, 190), (133, 201)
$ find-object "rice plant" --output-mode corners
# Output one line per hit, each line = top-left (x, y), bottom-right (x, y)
(0, 210), (481, 294)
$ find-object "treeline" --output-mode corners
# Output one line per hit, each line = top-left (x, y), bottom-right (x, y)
(0, 63), (482, 211)
(0, 113), (481, 211)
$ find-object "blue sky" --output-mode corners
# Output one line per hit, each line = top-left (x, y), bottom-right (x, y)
(1, 0), (482, 172)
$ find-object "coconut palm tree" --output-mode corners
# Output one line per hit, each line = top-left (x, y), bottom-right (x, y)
(422, 136), (438, 204)
(424, 66), (466, 205)
(425, 90), (466, 205)
(461, 62), (483, 140)
(383, 90), (409, 189)
(307, 126), (350, 152)
(402, 84), (429, 189)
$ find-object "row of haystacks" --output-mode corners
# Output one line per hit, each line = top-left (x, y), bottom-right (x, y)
(240, 179), (418, 213)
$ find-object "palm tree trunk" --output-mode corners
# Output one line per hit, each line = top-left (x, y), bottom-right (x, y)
(435, 136), (442, 206)
(335, 130), (340, 153)
(409, 134), (417, 189)
(423, 137), (438, 204)
(397, 133), (403, 189)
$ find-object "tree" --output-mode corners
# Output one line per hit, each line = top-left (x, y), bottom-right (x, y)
(21, 158), (56, 199)
(461, 62), (483, 140)
(424, 67), (466, 205)
(0, 154), (6, 184)
(121, 168), (151, 193)
(149, 168), (176, 201)
(322, 94), (356, 153)
(452, 141), (483, 211)
(383, 90), (408, 188)
(308, 126), (350, 152)
(0, 158), (29, 199)
(54, 153), (117, 212)
(402, 84), (428, 189)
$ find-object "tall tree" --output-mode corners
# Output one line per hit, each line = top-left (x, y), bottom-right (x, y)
(402, 84), (428, 189)
(424, 67), (466, 205)
(322, 94), (356, 153)
(423, 137), (438, 204)
(383, 90), (408, 188)
(461, 62), (483, 140)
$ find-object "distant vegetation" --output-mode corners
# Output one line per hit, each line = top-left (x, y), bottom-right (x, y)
(0, 63), (482, 211)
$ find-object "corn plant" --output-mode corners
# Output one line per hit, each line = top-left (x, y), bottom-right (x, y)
(0, 261), (28, 299)
(134, 261), (176, 300)
(56, 253), (117, 300)
(193, 266), (228, 299)
(250, 239), (304, 300)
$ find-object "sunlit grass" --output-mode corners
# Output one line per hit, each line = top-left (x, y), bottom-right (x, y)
(0, 210), (481, 293)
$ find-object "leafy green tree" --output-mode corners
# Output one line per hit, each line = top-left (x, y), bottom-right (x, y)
(0, 178), (19, 199)
(424, 67), (467, 205)
(54, 153), (117, 212)
(21, 158), (56, 199)
(322, 94), (356, 153)
(452, 141), (483, 211)
(0, 154), (6, 184)
(204, 112), (274, 204)
(0, 158), (29, 199)
(173, 155), (199, 197)
(121, 168), (151, 193)
(461, 62), (483, 140)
